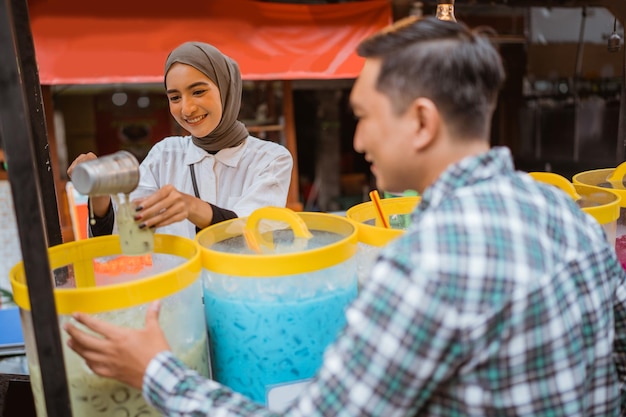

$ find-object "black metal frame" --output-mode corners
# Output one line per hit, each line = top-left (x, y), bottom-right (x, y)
(0, 1), (71, 416)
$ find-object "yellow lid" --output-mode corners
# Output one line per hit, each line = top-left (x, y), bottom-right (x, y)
(346, 196), (420, 247)
(196, 207), (357, 277)
(573, 162), (626, 208)
(530, 172), (621, 225)
(10, 234), (201, 314)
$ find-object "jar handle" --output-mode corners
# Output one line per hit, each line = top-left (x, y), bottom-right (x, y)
(529, 172), (582, 201)
(244, 207), (313, 253)
(606, 161), (626, 188)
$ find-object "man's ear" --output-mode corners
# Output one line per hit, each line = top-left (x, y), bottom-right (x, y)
(410, 97), (440, 151)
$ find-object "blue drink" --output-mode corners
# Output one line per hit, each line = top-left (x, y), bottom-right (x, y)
(203, 285), (357, 405)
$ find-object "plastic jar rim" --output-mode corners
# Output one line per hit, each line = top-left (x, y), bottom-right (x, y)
(10, 234), (201, 314)
(574, 169), (626, 208)
(196, 212), (358, 276)
(346, 196), (420, 247)
(572, 183), (621, 224)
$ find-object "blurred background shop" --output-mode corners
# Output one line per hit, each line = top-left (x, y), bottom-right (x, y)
(2, 1), (623, 235)
(7, 1), (623, 240)
(0, 0), (623, 276)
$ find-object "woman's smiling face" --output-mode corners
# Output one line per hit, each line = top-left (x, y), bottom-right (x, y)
(165, 63), (223, 137)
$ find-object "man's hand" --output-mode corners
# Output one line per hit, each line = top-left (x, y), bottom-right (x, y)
(64, 301), (171, 390)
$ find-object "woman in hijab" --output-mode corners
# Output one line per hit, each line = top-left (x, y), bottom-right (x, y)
(67, 42), (293, 240)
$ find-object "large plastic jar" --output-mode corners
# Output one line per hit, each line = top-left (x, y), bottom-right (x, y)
(10, 234), (209, 417)
(572, 164), (626, 268)
(345, 196), (420, 285)
(196, 207), (358, 411)
(530, 172), (620, 246)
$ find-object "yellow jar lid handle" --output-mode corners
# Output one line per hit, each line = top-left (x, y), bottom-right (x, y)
(529, 172), (582, 201)
(607, 161), (626, 188)
(244, 207), (313, 253)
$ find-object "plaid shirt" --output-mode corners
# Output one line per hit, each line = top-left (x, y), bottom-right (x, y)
(144, 147), (626, 416)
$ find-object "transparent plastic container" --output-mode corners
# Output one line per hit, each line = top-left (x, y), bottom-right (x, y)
(573, 162), (626, 269)
(196, 207), (358, 411)
(530, 172), (620, 246)
(346, 196), (420, 285)
(10, 234), (209, 417)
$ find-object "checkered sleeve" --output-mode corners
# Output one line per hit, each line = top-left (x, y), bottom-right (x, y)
(613, 260), (626, 407)
(144, 351), (278, 417)
(285, 257), (466, 416)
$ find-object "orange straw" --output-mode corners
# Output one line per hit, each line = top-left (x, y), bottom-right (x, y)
(369, 190), (390, 229)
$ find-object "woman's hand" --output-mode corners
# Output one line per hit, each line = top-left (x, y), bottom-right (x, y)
(67, 152), (98, 179)
(134, 184), (214, 230)
(64, 301), (170, 390)
(66, 152), (111, 217)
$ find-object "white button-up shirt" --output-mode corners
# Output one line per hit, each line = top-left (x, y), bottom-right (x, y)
(126, 135), (293, 240)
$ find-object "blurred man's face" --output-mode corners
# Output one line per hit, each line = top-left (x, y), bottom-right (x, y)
(350, 59), (417, 193)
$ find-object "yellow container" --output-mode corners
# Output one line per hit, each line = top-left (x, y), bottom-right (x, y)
(573, 162), (626, 269)
(529, 172), (620, 246)
(346, 196), (420, 284)
(196, 207), (358, 409)
(10, 234), (209, 417)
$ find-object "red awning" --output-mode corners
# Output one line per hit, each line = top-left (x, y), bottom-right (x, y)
(28, 0), (392, 85)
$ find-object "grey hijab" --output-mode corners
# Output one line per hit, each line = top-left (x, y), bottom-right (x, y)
(164, 42), (248, 153)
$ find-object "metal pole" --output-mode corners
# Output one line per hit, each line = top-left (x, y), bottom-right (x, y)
(9, 0), (63, 247)
(572, 6), (587, 162)
(0, 1), (72, 416)
(617, 15), (626, 164)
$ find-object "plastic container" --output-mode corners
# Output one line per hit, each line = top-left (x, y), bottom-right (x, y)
(196, 207), (358, 411)
(10, 234), (209, 417)
(346, 196), (420, 285)
(573, 162), (626, 269)
(530, 172), (620, 246)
